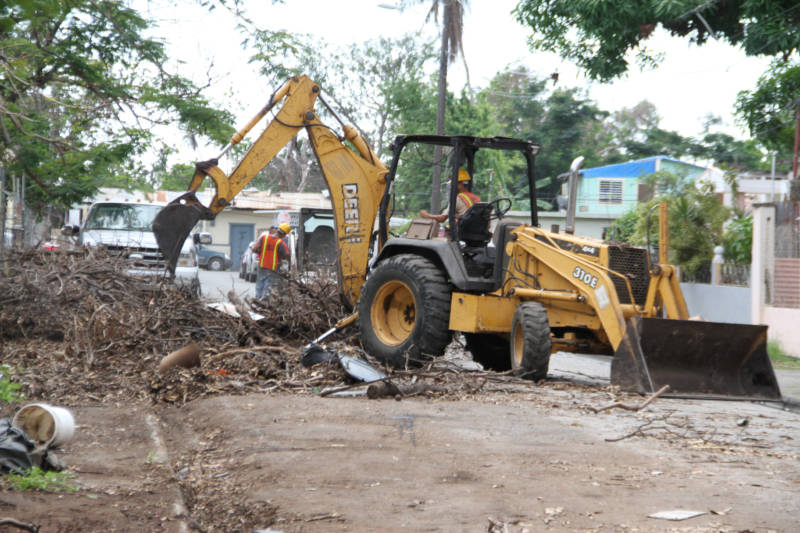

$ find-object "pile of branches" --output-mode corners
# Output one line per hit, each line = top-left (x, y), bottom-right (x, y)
(249, 272), (349, 342)
(0, 249), (539, 409)
(0, 249), (353, 405)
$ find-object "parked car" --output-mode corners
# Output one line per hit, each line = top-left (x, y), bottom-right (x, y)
(197, 245), (231, 271)
(64, 199), (202, 297)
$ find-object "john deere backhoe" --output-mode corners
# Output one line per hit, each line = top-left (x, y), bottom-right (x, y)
(154, 75), (781, 400)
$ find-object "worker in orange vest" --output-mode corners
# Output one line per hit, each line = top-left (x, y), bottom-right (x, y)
(252, 223), (291, 299)
(420, 168), (481, 224)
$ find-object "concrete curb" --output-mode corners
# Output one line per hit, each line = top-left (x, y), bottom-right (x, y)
(780, 394), (800, 413)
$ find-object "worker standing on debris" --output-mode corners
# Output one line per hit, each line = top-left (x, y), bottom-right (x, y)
(252, 224), (290, 299)
(419, 168), (480, 223)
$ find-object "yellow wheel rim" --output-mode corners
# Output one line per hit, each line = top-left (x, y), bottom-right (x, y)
(371, 280), (416, 346)
(511, 324), (524, 368)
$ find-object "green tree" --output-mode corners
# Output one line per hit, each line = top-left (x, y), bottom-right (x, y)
(481, 69), (607, 209)
(417, 0), (469, 212)
(722, 214), (753, 264)
(245, 32), (437, 193)
(691, 132), (768, 173)
(736, 59), (800, 158)
(0, 0), (235, 216)
(513, 1), (800, 82)
(607, 208), (639, 243)
(617, 170), (730, 276)
(513, 1), (800, 148)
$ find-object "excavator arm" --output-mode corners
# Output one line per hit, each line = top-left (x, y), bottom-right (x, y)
(153, 75), (388, 307)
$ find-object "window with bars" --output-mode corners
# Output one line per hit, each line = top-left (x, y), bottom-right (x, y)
(599, 179), (623, 204)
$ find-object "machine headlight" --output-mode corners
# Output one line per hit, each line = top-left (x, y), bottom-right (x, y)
(177, 252), (197, 267)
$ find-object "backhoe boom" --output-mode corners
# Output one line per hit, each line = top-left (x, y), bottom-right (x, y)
(153, 75), (388, 307)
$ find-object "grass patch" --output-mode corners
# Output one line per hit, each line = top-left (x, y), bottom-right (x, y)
(0, 364), (24, 403)
(6, 467), (78, 493)
(768, 341), (800, 370)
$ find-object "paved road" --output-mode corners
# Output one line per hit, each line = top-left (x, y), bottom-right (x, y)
(549, 351), (800, 402)
(199, 267), (253, 301)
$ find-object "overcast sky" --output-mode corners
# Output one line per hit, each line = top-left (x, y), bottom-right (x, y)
(143, 0), (772, 154)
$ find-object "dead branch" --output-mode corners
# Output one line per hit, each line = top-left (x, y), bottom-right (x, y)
(0, 517), (40, 532)
(588, 385), (670, 413)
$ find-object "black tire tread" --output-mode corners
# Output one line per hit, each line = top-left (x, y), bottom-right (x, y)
(358, 254), (452, 367)
(511, 302), (551, 380)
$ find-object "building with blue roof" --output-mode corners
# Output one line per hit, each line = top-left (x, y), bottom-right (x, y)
(531, 155), (711, 239)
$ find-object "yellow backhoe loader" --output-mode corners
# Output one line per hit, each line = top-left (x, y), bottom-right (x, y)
(153, 75), (781, 401)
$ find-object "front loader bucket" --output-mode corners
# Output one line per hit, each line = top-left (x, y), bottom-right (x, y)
(153, 192), (211, 275)
(611, 317), (781, 400)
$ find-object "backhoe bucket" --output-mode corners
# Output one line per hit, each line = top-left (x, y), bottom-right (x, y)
(611, 317), (781, 400)
(153, 193), (210, 275)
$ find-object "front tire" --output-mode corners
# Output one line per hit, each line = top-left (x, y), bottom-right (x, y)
(208, 257), (224, 271)
(358, 254), (452, 367)
(510, 302), (551, 380)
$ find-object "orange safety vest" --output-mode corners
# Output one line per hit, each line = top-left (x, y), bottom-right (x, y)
(457, 191), (481, 208)
(258, 234), (287, 270)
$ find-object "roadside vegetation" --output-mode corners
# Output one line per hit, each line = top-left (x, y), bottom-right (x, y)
(768, 341), (800, 370)
(0, 364), (24, 403)
(5, 467), (77, 493)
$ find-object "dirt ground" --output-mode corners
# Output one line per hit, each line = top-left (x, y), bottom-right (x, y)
(2, 365), (799, 533)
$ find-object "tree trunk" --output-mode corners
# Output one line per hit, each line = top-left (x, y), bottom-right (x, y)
(431, 13), (449, 214)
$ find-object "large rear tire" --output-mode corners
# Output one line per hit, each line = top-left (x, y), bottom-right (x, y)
(464, 333), (511, 371)
(358, 254), (452, 367)
(510, 302), (551, 380)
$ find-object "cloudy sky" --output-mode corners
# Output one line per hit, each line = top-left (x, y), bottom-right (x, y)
(143, 0), (772, 151)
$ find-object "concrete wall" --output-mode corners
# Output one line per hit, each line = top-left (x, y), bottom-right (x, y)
(197, 209), (277, 252)
(762, 306), (800, 357)
(680, 283), (752, 324)
(508, 210), (615, 240)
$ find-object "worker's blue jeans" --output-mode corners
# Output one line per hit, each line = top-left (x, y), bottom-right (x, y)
(255, 268), (282, 299)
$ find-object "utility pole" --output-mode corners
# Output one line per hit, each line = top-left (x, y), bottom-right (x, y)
(770, 150), (777, 202)
(0, 167), (6, 253)
(793, 97), (800, 180)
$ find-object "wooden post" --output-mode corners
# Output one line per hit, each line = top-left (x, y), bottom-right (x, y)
(658, 201), (669, 265)
(793, 101), (800, 180)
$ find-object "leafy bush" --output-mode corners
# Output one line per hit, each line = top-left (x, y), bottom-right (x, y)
(722, 214), (752, 264)
(6, 467), (77, 493)
(0, 364), (23, 403)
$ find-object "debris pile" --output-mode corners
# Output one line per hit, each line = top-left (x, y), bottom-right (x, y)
(0, 250), (351, 405)
(0, 250), (548, 410)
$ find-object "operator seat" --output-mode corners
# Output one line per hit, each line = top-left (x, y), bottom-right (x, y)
(490, 219), (522, 290)
(456, 202), (493, 248)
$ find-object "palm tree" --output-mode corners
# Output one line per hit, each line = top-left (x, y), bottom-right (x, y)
(400, 0), (468, 212)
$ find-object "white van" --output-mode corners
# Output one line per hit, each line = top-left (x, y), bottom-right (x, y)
(64, 199), (201, 296)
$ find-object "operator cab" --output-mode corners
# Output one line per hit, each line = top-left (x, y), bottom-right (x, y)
(377, 135), (540, 293)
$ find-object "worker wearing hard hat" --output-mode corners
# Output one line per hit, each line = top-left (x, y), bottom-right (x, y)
(252, 223), (291, 299)
(420, 168), (481, 223)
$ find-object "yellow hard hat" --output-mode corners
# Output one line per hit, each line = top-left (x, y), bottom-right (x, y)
(458, 168), (471, 182)
(278, 223), (291, 235)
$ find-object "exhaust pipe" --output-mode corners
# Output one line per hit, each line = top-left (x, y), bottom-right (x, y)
(564, 156), (584, 235)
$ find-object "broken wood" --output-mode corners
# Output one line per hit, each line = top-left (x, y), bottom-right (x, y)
(588, 385), (671, 413)
(366, 380), (447, 399)
(0, 517), (40, 533)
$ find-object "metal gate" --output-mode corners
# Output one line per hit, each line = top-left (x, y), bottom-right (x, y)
(229, 223), (254, 272)
(774, 201), (800, 308)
